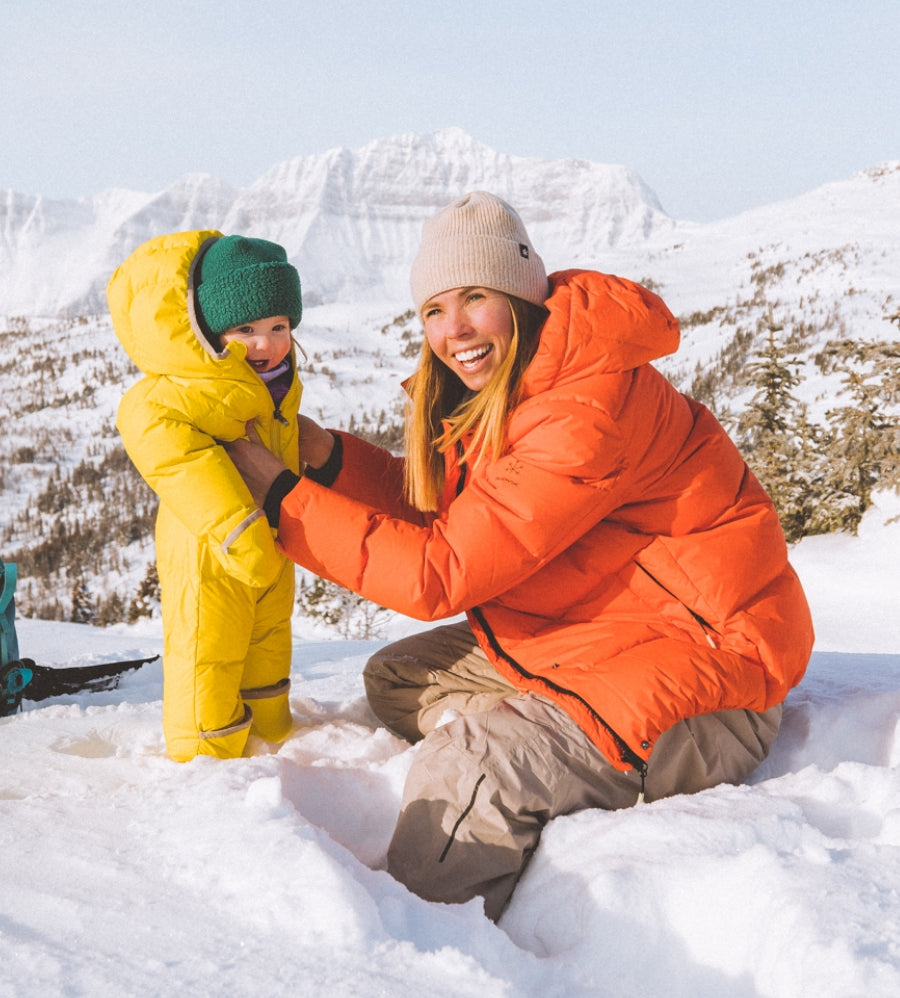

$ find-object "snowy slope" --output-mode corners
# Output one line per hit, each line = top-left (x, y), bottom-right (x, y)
(1, 493), (898, 998)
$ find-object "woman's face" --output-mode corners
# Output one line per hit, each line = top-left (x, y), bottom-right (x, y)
(422, 287), (513, 392)
(219, 315), (292, 373)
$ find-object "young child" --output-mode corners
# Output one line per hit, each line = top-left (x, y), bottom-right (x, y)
(107, 231), (303, 761)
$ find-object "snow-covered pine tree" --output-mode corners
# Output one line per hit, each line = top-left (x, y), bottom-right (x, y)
(296, 574), (390, 640)
(70, 576), (96, 624)
(815, 337), (900, 531)
(734, 316), (824, 541)
(127, 562), (161, 623)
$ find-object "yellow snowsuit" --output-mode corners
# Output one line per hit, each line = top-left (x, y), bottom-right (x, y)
(107, 230), (302, 761)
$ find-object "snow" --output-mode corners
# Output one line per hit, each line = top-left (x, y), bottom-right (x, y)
(2, 497), (898, 997)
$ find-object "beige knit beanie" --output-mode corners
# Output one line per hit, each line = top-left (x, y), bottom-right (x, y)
(410, 191), (549, 313)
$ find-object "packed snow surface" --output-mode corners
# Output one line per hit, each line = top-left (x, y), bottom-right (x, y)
(1, 493), (898, 997)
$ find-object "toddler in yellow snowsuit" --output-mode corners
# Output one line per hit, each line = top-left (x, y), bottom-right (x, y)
(108, 231), (303, 761)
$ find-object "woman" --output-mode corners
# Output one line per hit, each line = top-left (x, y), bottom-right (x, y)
(227, 191), (814, 920)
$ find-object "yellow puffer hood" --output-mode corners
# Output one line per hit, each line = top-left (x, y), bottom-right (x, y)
(108, 229), (258, 382)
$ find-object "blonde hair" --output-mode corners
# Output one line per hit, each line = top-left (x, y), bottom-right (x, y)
(403, 295), (547, 511)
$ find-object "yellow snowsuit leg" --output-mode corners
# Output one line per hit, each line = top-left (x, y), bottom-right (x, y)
(158, 515), (295, 762)
(239, 556), (296, 745)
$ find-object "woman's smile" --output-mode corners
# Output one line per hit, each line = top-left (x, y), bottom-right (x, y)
(423, 288), (512, 391)
(454, 343), (494, 369)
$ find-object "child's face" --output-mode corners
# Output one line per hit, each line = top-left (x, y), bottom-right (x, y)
(219, 316), (292, 373)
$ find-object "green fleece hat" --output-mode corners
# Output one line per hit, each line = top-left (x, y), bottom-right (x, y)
(196, 235), (302, 336)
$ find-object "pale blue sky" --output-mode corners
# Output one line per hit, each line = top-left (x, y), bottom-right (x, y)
(4, 0), (898, 220)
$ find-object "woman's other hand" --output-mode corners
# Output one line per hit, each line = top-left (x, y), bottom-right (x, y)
(224, 425), (288, 506)
(298, 414), (335, 469)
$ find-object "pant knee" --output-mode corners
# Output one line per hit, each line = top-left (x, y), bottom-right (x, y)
(386, 710), (547, 920)
(363, 652), (430, 742)
(362, 652), (394, 711)
(387, 785), (531, 921)
(646, 703), (785, 800)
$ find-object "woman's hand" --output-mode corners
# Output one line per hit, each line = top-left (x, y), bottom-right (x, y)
(297, 414), (335, 469)
(224, 425), (288, 507)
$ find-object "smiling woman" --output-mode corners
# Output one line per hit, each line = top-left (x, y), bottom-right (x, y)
(225, 190), (814, 921)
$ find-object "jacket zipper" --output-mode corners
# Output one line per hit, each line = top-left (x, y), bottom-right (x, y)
(634, 563), (718, 648)
(469, 604), (649, 795)
(257, 354), (294, 430)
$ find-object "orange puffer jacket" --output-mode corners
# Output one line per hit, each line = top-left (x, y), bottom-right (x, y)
(278, 270), (814, 771)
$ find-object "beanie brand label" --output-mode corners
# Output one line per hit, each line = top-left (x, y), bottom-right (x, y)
(519, 244), (529, 258)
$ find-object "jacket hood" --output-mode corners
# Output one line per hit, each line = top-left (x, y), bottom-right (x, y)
(107, 229), (261, 382)
(521, 270), (680, 398)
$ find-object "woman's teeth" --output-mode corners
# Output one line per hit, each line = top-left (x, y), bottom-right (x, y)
(455, 345), (491, 366)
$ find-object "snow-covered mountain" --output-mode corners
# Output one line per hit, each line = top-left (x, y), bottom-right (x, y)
(2, 127), (897, 371)
(0, 128), (675, 317)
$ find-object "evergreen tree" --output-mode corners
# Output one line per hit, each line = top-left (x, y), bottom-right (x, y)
(737, 317), (802, 447)
(735, 317), (823, 541)
(70, 576), (96, 624)
(816, 338), (900, 530)
(128, 562), (161, 623)
(95, 592), (126, 627)
(296, 575), (389, 640)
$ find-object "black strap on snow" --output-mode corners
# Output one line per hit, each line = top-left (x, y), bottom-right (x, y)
(0, 655), (159, 717)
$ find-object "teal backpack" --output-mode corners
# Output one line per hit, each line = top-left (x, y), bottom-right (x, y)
(1, 559), (19, 669)
(1, 559), (26, 715)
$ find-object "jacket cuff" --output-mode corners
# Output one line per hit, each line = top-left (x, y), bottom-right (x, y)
(264, 470), (301, 528)
(304, 432), (343, 487)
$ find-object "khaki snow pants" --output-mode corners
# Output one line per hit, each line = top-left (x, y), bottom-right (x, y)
(364, 621), (782, 921)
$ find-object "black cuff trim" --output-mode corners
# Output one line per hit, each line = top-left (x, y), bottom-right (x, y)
(264, 470), (301, 528)
(304, 433), (343, 487)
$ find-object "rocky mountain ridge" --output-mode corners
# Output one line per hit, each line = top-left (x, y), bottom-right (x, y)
(1, 128), (676, 317)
